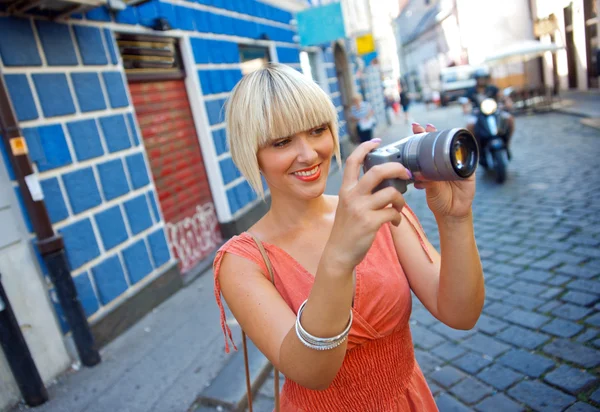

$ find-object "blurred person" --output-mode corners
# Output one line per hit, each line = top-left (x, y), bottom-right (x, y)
(350, 94), (376, 143)
(463, 69), (514, 158)
(399, 82), (411, 123)
(214, 64), (484, 411)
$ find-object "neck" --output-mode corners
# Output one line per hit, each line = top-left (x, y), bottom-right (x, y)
(267, 192), (332, 234)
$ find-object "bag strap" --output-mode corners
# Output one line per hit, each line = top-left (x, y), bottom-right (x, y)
(242, 233), (281, 412)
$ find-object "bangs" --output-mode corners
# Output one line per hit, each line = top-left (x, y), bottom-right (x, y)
(230, 65), (338, 149)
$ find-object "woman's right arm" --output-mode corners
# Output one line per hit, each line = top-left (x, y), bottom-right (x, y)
(219, 140), (411, 390)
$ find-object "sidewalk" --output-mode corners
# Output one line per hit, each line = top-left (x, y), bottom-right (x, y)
(556, 90), (600, 130)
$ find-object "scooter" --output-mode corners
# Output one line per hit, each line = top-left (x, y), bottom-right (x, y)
(472, 97), (511, 183)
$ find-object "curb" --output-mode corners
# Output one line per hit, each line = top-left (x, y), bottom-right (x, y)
(193, 339), (272, 411)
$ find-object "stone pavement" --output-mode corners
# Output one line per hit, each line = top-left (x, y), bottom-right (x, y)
(252, 107), (600, 411)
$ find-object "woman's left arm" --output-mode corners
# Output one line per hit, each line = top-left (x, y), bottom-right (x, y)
(390, 124), (485, 330)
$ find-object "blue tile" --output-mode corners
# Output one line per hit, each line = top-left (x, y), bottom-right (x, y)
(115, 6), (139, 25)
(124, 194), (153, 235)
(122, 239), (153, 283)
(35, 20), (78, 66)
(0, 17), (42, 66)
(219, 157), (240, 185)
(94, 205), (128, 250)
(72, 272), (100, 316)
(86, 6), (112, 22)
(191, 37), (208, 63)
(32, 73), (75, 118)
(103, 29), (119, 65)
(72, 25), (108, 65)
(0, 138), (15, 180)
(125, 113), (140, 146)
(125, 153), (150, 189)
(102, 72), (129, 108)
(23, 124), (72, 172)
(205, 99), (224, 125)
(198, 70), (211, 94)
(209, 70), (223, 94)
(156, 1), (175, 26)
(67, 119), (104, 161)
(195, 9), (209, 32)
(62, 167), (102, 214)
(40, 177), (69, 223)
(209, 40), (223, 63)
(71, 72), (106, 113)
(212, 128), (227, 155)
(91, 255), (128, 304)
(97, 159), (130, 200)
(147, 228), (171, 267)
(4, 74), (38, 121)
(59, 218), (100, 269)
(137, 0), (159, 27)
(175, 5), (195, 31)
(147, 191), (160, 222)
(226, 187), (240, 215)
(208, 12), (222, 34)
(99, 115), (132, 153)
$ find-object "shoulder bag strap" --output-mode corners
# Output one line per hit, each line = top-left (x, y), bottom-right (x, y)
(241, 233), (281, 412)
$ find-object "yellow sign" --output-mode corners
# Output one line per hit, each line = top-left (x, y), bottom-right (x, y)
(356, 33), (375, 55)
(9, 137), (28, 156)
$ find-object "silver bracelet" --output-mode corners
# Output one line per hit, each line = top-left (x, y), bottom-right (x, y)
(295, 299), (353, 351)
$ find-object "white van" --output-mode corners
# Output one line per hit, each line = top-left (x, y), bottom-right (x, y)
(439, 65), (478, 106)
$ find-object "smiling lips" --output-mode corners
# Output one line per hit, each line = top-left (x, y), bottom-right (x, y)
(292, 164), (321, 182)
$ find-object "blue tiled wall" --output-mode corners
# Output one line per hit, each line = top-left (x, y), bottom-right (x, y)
(0, 14), (175, 331)
(0, 0), (328, 329)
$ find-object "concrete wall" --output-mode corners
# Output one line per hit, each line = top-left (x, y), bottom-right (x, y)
(0, 143), (71, 411)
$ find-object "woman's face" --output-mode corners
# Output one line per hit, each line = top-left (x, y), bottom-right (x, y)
(257, 124), (334, 200)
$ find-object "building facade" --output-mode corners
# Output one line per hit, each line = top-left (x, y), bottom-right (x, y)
(395, 0), (539, 96)
(532, 0), (599, 91)
(0, 0), (351, 409)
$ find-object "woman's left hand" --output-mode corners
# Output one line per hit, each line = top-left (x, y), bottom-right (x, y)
(412, 123), (476, 220)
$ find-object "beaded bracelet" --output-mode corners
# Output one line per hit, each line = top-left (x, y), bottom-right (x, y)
(295, 299), (353, 351)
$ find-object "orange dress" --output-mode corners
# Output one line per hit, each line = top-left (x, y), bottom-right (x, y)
(213, 206), (439, 412)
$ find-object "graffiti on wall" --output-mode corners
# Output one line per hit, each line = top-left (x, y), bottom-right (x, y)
(166, 203), (222, 273)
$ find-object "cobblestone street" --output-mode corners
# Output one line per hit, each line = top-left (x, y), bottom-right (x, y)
(254, 107), (600, 411)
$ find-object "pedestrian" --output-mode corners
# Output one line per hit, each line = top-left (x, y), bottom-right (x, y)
(399, 82), (411, 124)
(350, 93), (376, 143)
(213, 63), (484, 411)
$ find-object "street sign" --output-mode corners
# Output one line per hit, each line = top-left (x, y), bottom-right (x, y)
(356, 33), (375, 55)
(296, 2), (346, 47)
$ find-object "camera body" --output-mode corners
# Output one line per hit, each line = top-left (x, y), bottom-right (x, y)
(363, 128), (479, 194)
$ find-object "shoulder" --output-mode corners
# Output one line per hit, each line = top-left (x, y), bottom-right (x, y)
(214, 234), (269, 280)
(488, 85), (499, 94)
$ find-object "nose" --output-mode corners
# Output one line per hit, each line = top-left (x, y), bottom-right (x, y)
(296, 135), (319, 164)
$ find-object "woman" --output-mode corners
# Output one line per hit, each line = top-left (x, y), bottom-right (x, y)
(350, 94), (376, 143)
(399, 82), (410, 124)
(214, 64), (484, 411)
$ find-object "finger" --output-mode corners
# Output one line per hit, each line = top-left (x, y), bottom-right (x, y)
(367, 186), (406, 212)
(358, 163), (411, 195)
(374, 207), (403, 228)
(412, 122), (426, 134)
(342, 138), (382, 186)
(425, 123), (437, 132)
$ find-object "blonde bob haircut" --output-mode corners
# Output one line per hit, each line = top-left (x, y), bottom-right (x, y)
(225, 63), (341, 198)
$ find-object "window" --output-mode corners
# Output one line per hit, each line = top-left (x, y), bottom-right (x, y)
(300, 51), (319, 81)
(238, 45), (271, 75)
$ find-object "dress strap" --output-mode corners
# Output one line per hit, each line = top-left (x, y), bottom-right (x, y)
(401, 204), (434, 263)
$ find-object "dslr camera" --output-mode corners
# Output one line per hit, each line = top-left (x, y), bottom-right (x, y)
(363, 128), (479, 194)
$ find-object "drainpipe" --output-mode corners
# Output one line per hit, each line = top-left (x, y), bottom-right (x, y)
(0, 74), (101, 367)
(0, 273), (48, 407)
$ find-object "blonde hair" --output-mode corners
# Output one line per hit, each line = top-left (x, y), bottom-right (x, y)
(225, 63), (341, 198)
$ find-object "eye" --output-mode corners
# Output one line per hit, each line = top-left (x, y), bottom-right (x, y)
(310, 126), (328, 136)
(273, 138), (291, 148)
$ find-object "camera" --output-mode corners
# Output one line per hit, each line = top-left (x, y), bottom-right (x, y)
(363, 128), (479, 194)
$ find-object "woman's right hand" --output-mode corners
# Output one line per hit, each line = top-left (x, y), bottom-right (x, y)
(324, 139), (412, 273)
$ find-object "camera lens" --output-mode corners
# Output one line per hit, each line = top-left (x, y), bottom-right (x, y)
(450, 131), (478, 178)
